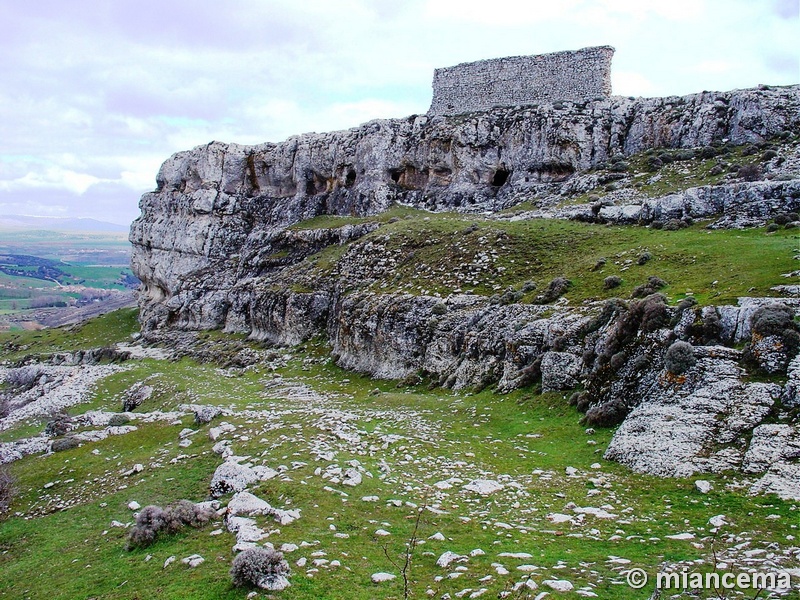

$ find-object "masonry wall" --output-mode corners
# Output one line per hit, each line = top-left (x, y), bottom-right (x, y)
(428, 46), (615, 116)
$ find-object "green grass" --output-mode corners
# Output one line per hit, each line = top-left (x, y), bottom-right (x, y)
(291, 211), (799, 306)
(0, 332), (796, 599)
(288, 206), (423, 231)
(0, 307), (139, 360)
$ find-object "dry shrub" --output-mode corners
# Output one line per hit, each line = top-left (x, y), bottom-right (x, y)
(664, 341), (696, 375)
(127, 501), (213, 549)
(0, 467), (15, 515)
(230, 547), (291, 591)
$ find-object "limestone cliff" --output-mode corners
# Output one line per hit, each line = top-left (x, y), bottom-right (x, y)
(131, 85), (799, 332)
(130, 84), (800, 494)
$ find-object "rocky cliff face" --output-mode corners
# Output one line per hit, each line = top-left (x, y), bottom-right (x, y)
(131, 84), (800, 495)
(131, 85), (800, 332)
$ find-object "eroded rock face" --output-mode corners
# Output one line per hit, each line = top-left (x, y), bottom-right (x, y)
(604, 353), (780, 477)
(130, 86), (800, 334)
(128, 85), (800, 495)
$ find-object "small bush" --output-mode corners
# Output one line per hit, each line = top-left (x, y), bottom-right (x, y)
(0, 395), (10, 419)
(766, 223), (780, 233)
(751, 304), (795, 337)
(164, 499), (214, 532)
(651, 220), (664, 230)
(51, 437), (80, 452)
(0, 467), (15, 515)
(762, 149), (778, 161)
(582, 400), (627, 427)
(699, 146), (718, 159)
(664, 341), (696, 375)
(608, 160), (629, 172)
(603, 276), (622, 290)
(230, 547), (291, 591)
(533, 277), (572, 304)
(774, 213), (793, 225)
(783, 329), (800, 357)
(127, 501), (213, 549)
(637, 252), (651, 266)
(592, 258), (607, 271)
(638, 294), (669, 333)
(108, 414), (131, 427)
(44, 414), (73, 437)
(738, 164), (762, 182)
(631, 276), (667, 299)
(500, 288), (524, 305)
(708, 164), (725, 176)
(431, 302), (447, 315)
(700, 310), (723, 343)
(609, 351), (626, 371)
(662, 219), (686, 231)
(520, 280), (537, 293)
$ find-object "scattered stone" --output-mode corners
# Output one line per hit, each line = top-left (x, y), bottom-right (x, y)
(695, 480), (712, 494)
(371, 572), (396, 583)
(341, 468), (362, 487)
(209, 461), (258, 497)
(181, 554), (204, 568)
(462, 479), (503, 495)
(543, 579), (574, 592)
(437, 551), (464, 568)
(665, 533), (695, 540)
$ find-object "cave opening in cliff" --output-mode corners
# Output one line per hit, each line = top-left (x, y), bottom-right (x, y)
(345, 169), (357, 187)
(492, 168), (510, 186)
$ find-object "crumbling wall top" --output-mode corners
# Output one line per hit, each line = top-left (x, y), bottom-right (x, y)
(428, 45), (615, 116)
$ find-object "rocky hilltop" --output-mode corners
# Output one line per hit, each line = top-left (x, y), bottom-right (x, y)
(130, 84), (800, 496)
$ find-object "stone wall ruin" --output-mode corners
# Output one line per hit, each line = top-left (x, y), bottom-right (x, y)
(428, 46), (614, 116)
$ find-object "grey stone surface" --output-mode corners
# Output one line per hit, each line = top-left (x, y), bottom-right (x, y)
(604, 354), (780, 477)
(209, 460), (258, 497)
(130, 85), (800, 334)
(428, 46), (614, 116)
(541, 351), (582, 392)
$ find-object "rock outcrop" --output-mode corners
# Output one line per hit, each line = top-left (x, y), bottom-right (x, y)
(129, 83), (800, 496)
(130, 85), (800, 334)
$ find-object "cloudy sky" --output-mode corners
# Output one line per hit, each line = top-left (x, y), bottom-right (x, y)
(0, 0), (797, 226)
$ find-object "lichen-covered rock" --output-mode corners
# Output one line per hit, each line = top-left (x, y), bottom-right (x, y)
(749, 462), (800, 501)
(540, 351), (582, 392)
(210, 461), (258, 497)
(122, 382), (153, 412)
(193, 405), (221, 425)
(227, 490), (300, 525)
(743, 424), (800, 474)
(604, 352), (779, 477)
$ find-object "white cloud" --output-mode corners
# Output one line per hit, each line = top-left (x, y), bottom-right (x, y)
(0, 167), (100, 195)
(0, 0), (796, 224)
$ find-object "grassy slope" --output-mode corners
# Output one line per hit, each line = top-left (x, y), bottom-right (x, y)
(1, 137), (798, 598)
(0, 323), (796, 599)
(301, 214), (798, 306)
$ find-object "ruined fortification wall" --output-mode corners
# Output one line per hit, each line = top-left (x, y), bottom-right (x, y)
(428, 46), (615, 116)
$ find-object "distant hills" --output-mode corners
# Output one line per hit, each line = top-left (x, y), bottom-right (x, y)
(0, 215), (129, 232)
